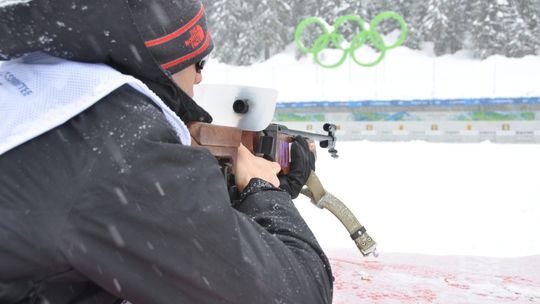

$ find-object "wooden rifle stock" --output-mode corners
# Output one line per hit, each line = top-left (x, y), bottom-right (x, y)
(188, 122), (338, 175)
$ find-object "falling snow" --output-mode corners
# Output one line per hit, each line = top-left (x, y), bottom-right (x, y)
(107, 224), (125, 248)
(38, 35), (53, 44)
(113, 278), (122, 292)
(155, 181), (165, 196)
(114, 187), (129, 205)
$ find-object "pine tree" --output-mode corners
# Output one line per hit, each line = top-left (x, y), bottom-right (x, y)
(290, 0), (319, 59)
(421, 0), (465, 55)
(318, 0), (350, 21)
(444, 0), (467, 55)
(290, 0), (321, 23)
(406, 1), (428, 49)
(208, 0), (292, 64)
(251, 0), (292, 61)
(460, 0), (479, 52)
(206, 0), (254, 64)
(470, 0), (536, 59)
(369, 0), (403, 35)
(515, 0), (540, 53)
(515, 0), (539, 31)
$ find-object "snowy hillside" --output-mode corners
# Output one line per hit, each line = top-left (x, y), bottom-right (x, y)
(202, 43), (540, 102)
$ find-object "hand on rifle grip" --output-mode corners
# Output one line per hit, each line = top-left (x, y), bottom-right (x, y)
(235, 143), (281, 192)
(279, 136), (316, 199)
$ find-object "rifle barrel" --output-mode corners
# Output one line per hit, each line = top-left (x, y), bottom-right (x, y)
(279, 129), (334, 142)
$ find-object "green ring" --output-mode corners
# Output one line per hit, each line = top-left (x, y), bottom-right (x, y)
(295, 17), (330, 53)
(350, 32), (387, 67)
(294, 11), (408, 68)
(330, 15), (367, 50)
(370, 11), (408, 50)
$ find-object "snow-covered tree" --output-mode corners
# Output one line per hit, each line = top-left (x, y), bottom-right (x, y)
(405, 1), (428, 49)
(470, 0), (536, 59)
(515, 0), (540, 53)
(368, 0), (407, 35)
(420, 0), (465, 55)
(206, 0), (254, 64)
(208, 0), (293, 64)
(290, 0), (321, 23)
(207, 0), (540, 65)
(317, 0), (352, 21)
(515, 0), (539, 31)
(251, 0), (292, 61)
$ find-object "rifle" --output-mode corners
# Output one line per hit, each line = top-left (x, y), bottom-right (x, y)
(188, 121), (378, 257)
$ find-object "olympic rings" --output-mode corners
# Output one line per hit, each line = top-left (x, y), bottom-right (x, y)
(294, 12), (408, 68)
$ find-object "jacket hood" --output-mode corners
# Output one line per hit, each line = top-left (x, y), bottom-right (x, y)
(0, 0), (212, 123)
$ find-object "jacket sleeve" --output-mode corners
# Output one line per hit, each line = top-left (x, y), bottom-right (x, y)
(60, 86), (333, 304)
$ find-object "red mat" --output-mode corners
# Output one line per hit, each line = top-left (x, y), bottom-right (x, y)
(327, 249), (540, 304)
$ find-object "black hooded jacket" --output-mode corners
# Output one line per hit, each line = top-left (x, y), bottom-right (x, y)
(0, 0), (333, 303)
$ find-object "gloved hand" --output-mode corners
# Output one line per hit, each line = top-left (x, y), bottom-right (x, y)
(278, 136), (316, 199)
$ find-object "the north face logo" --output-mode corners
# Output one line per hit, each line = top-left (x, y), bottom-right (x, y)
(185, 25), (205, 49)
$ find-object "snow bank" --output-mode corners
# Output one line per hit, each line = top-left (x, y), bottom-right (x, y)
(203, 44), (540, 102)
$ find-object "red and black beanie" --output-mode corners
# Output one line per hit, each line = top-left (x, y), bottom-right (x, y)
(131, 0), (213, 75)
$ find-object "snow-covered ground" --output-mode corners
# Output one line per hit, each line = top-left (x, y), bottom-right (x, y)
(201, 45), (540, 258)
(298, 140), (540, 258)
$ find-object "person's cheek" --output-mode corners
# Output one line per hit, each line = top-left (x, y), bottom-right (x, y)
(195, 72), (203, 85)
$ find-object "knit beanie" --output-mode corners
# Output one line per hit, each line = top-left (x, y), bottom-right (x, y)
(130, 0), (213, 75)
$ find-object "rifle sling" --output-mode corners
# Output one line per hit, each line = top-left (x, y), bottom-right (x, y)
(302, 171), (378, 257)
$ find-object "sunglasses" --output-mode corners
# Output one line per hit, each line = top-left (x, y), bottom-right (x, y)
(195, 55), (209, 73)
